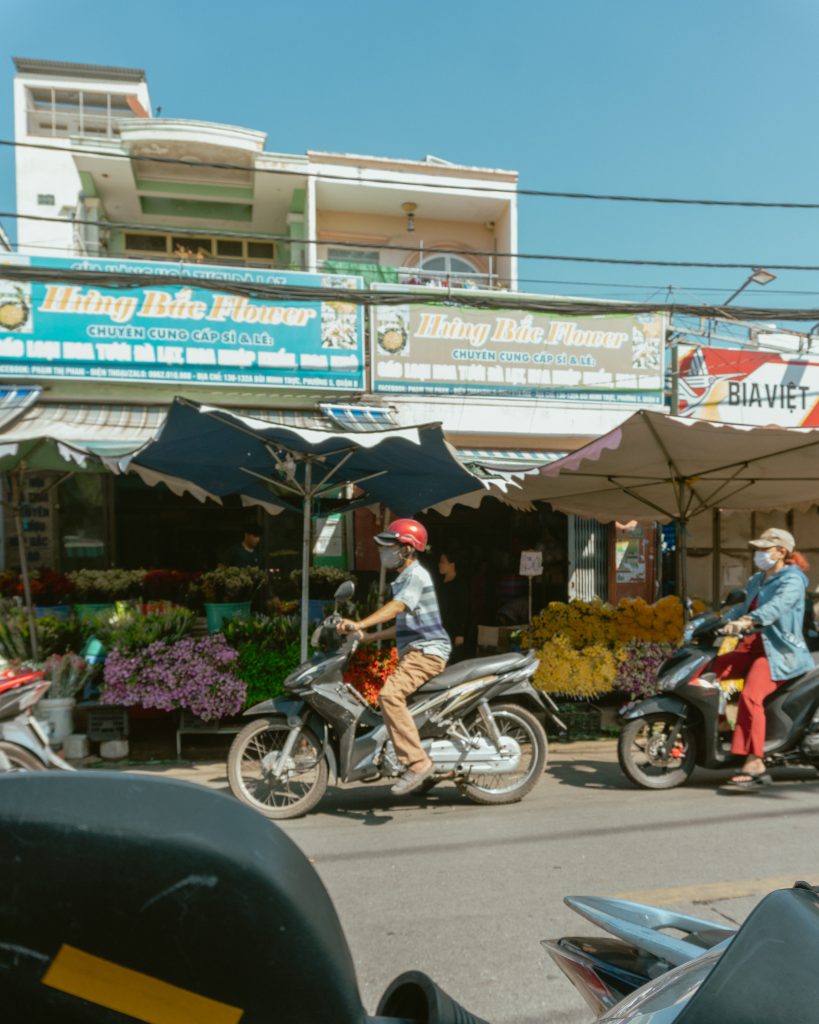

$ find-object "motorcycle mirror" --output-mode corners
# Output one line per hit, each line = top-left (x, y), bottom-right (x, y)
(721, 588), (747, 607)
(334, 580), (355, 603)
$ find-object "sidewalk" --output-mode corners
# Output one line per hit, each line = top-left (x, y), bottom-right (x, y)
(74, 737), (619, 791)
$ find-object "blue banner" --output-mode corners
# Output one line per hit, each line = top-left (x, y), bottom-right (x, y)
(0, 256), (365, 390)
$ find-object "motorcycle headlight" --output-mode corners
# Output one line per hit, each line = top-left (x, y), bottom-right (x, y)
(599, 946), (721, 1023)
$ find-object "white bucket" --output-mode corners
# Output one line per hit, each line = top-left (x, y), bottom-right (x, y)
(37, 698), (76, 747)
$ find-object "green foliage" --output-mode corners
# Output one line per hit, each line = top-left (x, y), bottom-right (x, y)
(238, 640), (301, 708)
(222, 613), (300, 650)
(289, 566), (353, 599)
(198, 566), (266, 602)
(92, 606), (196, 655)
(0, 604), (90, 661)
(68, 568), (147, 602)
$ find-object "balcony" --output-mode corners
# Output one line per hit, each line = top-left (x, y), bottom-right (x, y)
(318, 261), (504, 290)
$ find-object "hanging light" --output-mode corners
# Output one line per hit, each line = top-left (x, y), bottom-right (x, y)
(401, 202), (417, 233)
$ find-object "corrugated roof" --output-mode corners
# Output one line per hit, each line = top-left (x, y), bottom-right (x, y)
(13, 57), (146, 82)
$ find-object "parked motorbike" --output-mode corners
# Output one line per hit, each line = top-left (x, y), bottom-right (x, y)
(617, 589), (819, 788)
(545, 881), (819, 1023)
(0, 665), (75, 771)
(227, 581), (564, 819)
(543, 894), (736, 1015)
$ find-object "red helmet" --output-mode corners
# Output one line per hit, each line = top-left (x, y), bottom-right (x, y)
(375, 518), (428, 552)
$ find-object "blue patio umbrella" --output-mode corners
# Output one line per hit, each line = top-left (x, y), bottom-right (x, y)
(122, 397), (482, 657)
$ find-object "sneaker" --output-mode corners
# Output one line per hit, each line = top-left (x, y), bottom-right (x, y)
(390, 763), (434, 796)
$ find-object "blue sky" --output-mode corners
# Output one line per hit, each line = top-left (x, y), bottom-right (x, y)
(3, 0), (819, 309)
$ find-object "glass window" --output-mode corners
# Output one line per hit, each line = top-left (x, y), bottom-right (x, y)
(247, 241), (274, 260)
(327, 248), (380, 265)
(216, 238), (243, 258)
(419, 254), (479, 275)
(125, 233), (168, 253)
(59, 475), (109, 571)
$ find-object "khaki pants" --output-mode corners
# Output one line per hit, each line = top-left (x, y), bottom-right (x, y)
(379, 649), (447, 771)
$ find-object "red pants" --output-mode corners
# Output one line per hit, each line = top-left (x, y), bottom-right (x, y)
(707, 639), (784, 758)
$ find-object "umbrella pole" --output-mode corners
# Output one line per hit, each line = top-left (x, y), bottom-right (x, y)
(9, 471), (39, 662)
(300, 463), (312, 662)
(679, 517), (690, 623)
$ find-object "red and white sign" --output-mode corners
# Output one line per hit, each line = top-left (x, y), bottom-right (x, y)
(678, 347), (819, 426)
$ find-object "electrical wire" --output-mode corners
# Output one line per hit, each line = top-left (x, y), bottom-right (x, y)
(4, 137), (819, 210)
(4, 209), (819, 273)
(6, 261), (819, 322)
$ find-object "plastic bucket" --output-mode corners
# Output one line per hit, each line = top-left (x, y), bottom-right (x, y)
(204, 601), (251, 633)
(37, 697), (76, 746)
(75, 603), (115, 622)
(34, 605), (71, 621)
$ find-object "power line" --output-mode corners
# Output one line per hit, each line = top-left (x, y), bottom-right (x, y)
(5, 209), (819, 274)
(4, 137), (819, 210)
(6, 261), (819, 322)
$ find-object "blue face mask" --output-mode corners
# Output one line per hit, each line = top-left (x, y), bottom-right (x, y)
(754, 549), (778, 571)
(379, 545), (404, 570)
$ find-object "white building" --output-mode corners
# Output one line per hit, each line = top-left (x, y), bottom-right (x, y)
(3, 57), (663, 603)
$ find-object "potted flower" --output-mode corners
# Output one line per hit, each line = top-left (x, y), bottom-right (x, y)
(30, 569), (76, 620)
(101, 634), (246, 721)
(142, 569), (200, 608)
(198, 566), (266, 633)
(37, 652), (95, 746)
(68, 569), (147, 621)
(289, 566), (354, 622)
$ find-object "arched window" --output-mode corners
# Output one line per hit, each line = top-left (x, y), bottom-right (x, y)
(418, 253), (481, 278)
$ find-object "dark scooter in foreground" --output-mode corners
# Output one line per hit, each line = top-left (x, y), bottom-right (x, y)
(617, 589), (819, 789)
(227, 581), (565, 819)
(2, 771), (818, 1023)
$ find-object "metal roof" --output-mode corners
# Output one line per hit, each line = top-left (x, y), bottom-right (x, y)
(13, 57), (146, 83)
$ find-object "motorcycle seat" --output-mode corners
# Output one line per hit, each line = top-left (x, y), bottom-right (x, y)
(416, 651), (531, 693)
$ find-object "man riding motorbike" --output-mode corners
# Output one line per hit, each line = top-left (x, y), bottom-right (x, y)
(338, 518), (451, 796)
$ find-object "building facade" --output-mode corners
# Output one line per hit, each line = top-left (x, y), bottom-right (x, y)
(2, 57), (666, 613)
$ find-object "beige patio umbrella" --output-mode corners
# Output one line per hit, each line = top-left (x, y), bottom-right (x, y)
(512, 409), (819, 601)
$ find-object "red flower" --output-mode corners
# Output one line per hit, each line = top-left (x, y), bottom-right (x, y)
(344, 646), (398, 708)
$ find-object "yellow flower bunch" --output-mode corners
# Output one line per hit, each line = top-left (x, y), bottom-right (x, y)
(531, 634), (617, 698)
(613, 595), (683, 643)
(522, 598), (617, 650)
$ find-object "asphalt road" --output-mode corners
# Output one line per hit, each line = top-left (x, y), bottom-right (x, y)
(137, 740), (819, 1023)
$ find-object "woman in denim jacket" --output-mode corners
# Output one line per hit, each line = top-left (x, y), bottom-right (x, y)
(718, 528), (813, 788)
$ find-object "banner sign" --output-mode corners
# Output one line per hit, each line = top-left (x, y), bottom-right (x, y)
(0, 256), (365, 390)
(372, 303), (666, 401)
(678, 346), (819, 426)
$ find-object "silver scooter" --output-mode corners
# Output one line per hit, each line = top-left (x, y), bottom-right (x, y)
(0, 666), (75, 771)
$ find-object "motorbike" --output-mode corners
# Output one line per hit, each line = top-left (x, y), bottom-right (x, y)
(543, 893), (736, 1015)
(0, 665), (75, 771)
(617, 589), (819, 789)
(545, 882), (818, 1023)
(3, 769), (818, 1023)
(227, 581), (565, 819)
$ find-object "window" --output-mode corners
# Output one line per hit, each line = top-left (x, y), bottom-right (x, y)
(25, 87), (139, 139)
(419, 254), (480, 276)
(36, 194), (55, 206)
(122, 232), (276, 266)
(327, 248), (380, 265)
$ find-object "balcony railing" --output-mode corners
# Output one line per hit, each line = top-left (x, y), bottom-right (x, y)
(26, 107), (136, 140)
(319, 261), (505, 290)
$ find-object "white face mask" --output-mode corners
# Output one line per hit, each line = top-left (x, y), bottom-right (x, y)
(379, 545), (404, 570)
(754, 549), (779, 571)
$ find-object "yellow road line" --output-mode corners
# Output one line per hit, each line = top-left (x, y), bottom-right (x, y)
(42, 945), (243, 1024)
(613, 873), (816, 906)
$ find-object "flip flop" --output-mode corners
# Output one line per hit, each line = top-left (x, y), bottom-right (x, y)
(727, 771), (772, 789)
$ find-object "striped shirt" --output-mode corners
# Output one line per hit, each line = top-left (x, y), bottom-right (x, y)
(391, 560), (452, 662)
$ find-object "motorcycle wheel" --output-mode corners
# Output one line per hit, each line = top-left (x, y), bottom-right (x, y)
(618, 714), (696, 789)
(459, 703), (547, 805)
(227, 717), (328, 820)
(0, 742), (45, 772)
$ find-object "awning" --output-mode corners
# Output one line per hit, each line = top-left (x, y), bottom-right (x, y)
(457, 448), (567, 474)
(0, 387), (42, 430)
(0, 399), (401, 464)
